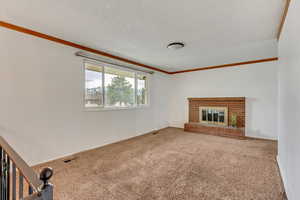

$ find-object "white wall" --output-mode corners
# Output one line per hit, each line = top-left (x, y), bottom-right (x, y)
(277, 1), (300, 199)
(168, 62), (279, 140)
(0, 21), (280, 167)
(0, 28), (171, 165)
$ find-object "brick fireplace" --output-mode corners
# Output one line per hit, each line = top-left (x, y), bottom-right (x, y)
(184, 97), (245, 138)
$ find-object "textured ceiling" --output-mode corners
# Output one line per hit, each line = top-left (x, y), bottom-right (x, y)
(1, 0), (285, 72)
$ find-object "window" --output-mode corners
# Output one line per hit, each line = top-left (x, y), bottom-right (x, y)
(84, 61), (149, 109)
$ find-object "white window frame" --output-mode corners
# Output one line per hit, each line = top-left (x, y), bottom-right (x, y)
(83, 59), (150, 111)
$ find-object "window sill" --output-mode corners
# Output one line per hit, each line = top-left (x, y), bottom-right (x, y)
(84, 105), (150, 112)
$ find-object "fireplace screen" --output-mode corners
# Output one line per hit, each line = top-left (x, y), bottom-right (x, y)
(199, 106), (228, 126)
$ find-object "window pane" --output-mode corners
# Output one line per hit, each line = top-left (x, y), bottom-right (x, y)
(207, 109), (212, 121)
(202, 109), (207, 121)
(85, 63), (103, 107)
(105, 67), (135, 107)
(213, 110), (219, 122)
(219, 111), (225, 123)
(137, 74), (147, 105)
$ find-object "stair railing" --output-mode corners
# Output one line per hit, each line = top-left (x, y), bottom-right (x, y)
(0, 136), (53, 200)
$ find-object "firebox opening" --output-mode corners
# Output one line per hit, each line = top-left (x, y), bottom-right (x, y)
(199, 106), (228, 126)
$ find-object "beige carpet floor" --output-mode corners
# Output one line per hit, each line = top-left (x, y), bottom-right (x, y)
(34, 128), (284, 200)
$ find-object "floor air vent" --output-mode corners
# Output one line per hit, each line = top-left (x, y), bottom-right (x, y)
(63, 157), (78, 163)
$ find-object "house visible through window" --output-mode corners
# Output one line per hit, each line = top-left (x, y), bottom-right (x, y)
(137, 74), (148, 105)
(85, 64), (103, 107)
(84, 61), (149, 109)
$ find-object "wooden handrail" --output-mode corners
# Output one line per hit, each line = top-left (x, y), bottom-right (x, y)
(0, 136), (43, 191)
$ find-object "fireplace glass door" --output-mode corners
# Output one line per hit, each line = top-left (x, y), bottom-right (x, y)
(199, 106), (228, 126)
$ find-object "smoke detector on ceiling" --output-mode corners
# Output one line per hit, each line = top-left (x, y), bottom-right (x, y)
(167, 42), (185, 50)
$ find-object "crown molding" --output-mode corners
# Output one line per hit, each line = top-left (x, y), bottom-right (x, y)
(277, 0), (291, 40)
(170, 57), (278, 74)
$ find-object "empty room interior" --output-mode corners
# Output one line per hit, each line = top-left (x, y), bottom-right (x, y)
(1, 0), (300, 199)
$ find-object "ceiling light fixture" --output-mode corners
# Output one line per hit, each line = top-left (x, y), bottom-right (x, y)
(167, 42), (185, 50)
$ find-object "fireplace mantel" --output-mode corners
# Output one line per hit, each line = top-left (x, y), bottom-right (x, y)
(188, 97), (245, 102)
(185, 97), (246, 138)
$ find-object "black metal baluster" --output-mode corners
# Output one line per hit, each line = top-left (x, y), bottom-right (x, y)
(6, 156), (10, 200)
(19, 174), (23, 199)
(28, 185), (33, 195)
(0, 148), (2, 200)
(12, 163), (16, 200)
(3, 151), (7, 200)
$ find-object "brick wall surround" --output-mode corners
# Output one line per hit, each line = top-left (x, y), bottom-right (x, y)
(185, 97), (246, 138)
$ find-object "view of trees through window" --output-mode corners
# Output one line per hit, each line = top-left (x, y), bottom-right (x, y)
(105, 67), (135, 107)
(85, 62), (148, 108)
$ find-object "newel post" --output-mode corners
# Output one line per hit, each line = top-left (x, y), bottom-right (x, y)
(39, 167), (54, 200)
